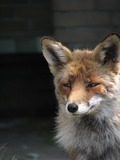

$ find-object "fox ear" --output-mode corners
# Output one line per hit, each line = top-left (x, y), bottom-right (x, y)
(41, 37), (72, 75)
(93, 34), (120, 67)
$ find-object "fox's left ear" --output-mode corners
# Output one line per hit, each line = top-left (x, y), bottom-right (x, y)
(92, 34), (120, 71)
(41, 37), (73, 75)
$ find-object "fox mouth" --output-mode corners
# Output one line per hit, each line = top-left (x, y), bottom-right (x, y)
(66, 103), (96, 115)
(72, 105), (96, 116)
(66, 103), (96, 116)
(66, 96), (103, 114)
(88, 105), (96, 112)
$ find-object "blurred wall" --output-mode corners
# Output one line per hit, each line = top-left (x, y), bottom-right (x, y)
(53, 0), (120, 49)
(0, 0), (120, 52)
(0, 0), (55, 118)
(0, 0), (53, 53)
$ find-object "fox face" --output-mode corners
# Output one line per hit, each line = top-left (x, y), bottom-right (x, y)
(41, 34), (120, 116)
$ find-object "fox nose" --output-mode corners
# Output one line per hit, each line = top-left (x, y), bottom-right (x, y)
(67, 103), (78, 113)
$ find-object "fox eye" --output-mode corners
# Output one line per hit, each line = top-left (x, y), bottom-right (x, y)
(63, 83), (71, 88)
(86, 82), (100, 88)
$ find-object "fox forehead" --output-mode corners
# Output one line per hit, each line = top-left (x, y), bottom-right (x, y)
(60, 50), (104, 81)
(57, 50), (116, 94)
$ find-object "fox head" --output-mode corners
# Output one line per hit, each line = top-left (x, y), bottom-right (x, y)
(41, 34), (120, 117)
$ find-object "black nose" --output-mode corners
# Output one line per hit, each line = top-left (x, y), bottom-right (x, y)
(67, 103), (78, 113)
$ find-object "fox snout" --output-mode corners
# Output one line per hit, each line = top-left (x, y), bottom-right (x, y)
(67, 103), (78, 113)
(66, 95), (103, 114)
(66, 102), (89, 114)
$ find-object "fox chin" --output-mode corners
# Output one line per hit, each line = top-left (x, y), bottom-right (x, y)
(41, 34), (120, 160)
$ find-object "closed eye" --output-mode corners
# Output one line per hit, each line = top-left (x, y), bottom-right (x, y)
(63, 83), (71, 88)
(86, 82), (100, 88)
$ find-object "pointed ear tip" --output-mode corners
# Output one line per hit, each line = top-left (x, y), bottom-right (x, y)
(41, 36), (55, 47)
(100, 33), (120, 44)
(108, 33), (120, 39)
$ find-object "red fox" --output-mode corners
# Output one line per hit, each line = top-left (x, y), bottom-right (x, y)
(41, 34), (120, 160)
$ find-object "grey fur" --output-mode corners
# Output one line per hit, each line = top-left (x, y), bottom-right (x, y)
(55, 89), (120, 160)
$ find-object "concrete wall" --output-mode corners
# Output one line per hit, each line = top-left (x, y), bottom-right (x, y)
(0, 0), (53, 53)
(0, 0), (120, 52)
(0, 0), (53, 37)
(53, 0), (120, 49)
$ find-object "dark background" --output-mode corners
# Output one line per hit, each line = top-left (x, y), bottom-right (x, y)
(0, 0), (55, 118)
(0, 0), (120, 118)
(0, 54), (56, 118)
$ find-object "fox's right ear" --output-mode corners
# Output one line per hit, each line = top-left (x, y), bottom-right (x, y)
(93, 34), (120, 66)
(41, 37), (72, 75)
